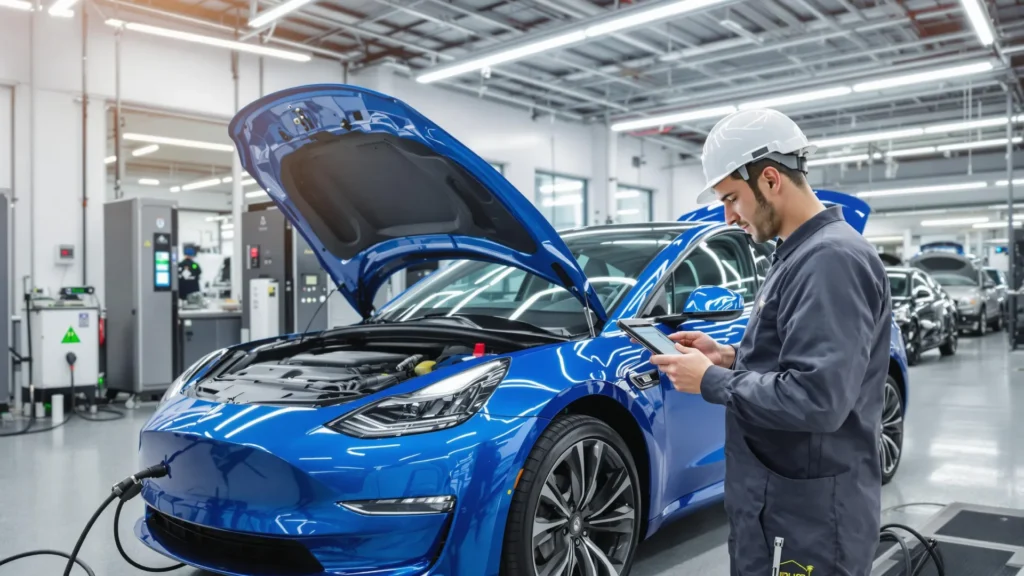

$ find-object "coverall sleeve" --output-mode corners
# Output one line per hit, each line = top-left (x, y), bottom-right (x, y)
(699, 245), (885, 433)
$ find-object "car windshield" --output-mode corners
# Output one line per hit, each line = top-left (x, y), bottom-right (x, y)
(375, 226), (689, 335)
(887, 273), (910, 297)
(931, 273), (978, 287)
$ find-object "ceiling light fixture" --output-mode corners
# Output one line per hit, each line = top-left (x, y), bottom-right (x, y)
(105, 19), (311, 62)
(973, 221), (1021, 229)
(923, 117), (1008, 133)
(221, 176), (233, 184)
(959, 0), (995, 46)
(995, 179), (1024, 187)
(852, 61), (994, 92)
(866, 235), (904, 243)
(245, 190), (269, 199)
(47, 0), (76, 16)
(0, 0), (33, 11)
(738, 86), (852, 111)
(936, 137), (1023, 152)
(182, 178), (224, 191)
(807, 153), (873, 167)
(611, 105), (737, 132)
(169, 186), (181, 193)
(131, 144), (159, 157)
(138, 178), (160, 186)
(103, 155), (117, 165)
(857, 181), (988, 198)
(123, 133), (234, 152)
(814, 128), (926, 149)
(920, 216), (990, 227)
(884, 146), (938, 158)
(417, 0), (729, 83)
(249, 0), (316, 27)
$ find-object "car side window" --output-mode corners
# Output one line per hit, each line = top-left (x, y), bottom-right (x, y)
(749, 240), (775, 287)
(912, 274), (932, 298)
(669, 233), (757, 312)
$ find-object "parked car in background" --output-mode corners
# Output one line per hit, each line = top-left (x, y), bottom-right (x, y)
(984, 267), (1009, 321)
(910, 252), (1002, 335)
(134, 85), (912, 576)
(885, 267), (958, 364)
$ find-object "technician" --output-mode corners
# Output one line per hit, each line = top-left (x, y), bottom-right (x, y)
(650, 109), (891, 576)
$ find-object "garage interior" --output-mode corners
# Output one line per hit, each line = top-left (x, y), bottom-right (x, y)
(1, 0), (1023, 575)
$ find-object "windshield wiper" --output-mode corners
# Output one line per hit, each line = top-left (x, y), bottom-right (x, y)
(403, 313), (563, 338)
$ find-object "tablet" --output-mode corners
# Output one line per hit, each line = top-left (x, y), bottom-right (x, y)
(617, 320), (681, 355)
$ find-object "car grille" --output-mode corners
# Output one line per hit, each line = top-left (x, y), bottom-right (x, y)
(148, 508), (324, 575)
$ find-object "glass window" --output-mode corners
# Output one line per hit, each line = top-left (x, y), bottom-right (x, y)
(377, 226), (688, 335)
(536, 171), (587, 230)
(911, 274), (931, 297)
(668, 234), (757, 312)
(887, 273), (910, 297)
(488, 161), (505, 176)
(614, 185), (652, 224)
(749, 241), (774, 286)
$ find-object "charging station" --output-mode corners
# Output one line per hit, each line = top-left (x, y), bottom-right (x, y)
(241, 205), (333, 341)
(103, 198), (180, 399)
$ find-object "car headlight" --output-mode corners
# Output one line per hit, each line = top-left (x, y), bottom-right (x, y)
(328, 358), (510, 438)
(161, 348), (228, 402)
(960, 297), (978, 307)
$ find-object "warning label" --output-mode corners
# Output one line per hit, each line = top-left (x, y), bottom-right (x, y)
(61, 327), (81, 344)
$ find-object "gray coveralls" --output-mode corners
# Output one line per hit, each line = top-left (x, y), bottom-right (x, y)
(700, 206), (892, 576)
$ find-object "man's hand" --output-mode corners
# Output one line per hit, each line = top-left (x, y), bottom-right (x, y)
(650, 344), (714, 394)
(667, 331), (734, 368)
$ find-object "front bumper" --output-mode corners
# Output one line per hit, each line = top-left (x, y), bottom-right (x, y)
(135, 396), (542, 576)
(957, 311), (981, 330)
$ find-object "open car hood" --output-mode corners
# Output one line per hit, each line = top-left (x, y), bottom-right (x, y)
(228, 85), (607, 322)
(677, 189), (872, 234)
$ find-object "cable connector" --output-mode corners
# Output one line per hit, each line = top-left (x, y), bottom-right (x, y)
(110, 463), (169, 501)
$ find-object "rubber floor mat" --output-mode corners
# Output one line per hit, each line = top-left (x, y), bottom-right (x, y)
(936, 511), (1024, 547)
(880, 542), (1013, 576)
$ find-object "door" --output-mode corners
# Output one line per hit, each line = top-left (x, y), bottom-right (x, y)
(650, 231), (756, 505)
(911, 272), (939, 347)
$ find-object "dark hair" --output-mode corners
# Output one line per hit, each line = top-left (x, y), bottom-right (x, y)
(728, 158), (807, 189)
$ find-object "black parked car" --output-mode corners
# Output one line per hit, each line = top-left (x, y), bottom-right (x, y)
(887, 266), (959, 365)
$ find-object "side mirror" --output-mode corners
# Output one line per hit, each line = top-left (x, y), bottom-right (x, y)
(915, 288), (931, 299)
(655, 285), (745, 325)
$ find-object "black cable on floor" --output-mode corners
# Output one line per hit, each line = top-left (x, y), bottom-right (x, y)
(62, 493), (117, 576)
(0, 549), (96, 576)
(882, 523), (945, 576)
(113, 499), (184, 572)
(880, 529), (913, 576)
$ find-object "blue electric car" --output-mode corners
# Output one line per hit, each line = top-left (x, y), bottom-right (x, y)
(135, 85), (910, 576)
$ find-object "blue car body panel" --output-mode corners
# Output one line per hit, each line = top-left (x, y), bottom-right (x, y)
(136, 85), (911, 576)
(227, 84), (606, 321)
(677, 189), (872, 234)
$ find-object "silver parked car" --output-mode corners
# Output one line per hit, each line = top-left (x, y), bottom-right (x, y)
(910, 252), (1002, 335)
(984, 267), (1009, 320)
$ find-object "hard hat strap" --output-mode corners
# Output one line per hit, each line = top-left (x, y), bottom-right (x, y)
(736, 151), (808, 182)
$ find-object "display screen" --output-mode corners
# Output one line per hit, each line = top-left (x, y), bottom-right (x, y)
(154, 232), (172, 291)
(628, 325), (680, 355)
(304, 274), (318, 286)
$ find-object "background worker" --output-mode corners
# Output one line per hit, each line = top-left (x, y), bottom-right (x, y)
(650, 108), (892, 576)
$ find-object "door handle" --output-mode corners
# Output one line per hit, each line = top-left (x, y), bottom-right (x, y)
(628, 369), (660, 389)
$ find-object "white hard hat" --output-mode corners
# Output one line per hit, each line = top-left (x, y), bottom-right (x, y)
(696, 108), (816, 204)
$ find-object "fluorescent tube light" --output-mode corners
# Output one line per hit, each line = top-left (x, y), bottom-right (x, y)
(924, 117), (1008, 133)
(807, 153), (872, 167)
(937, 137), (1023, 152)
(249, 0), (316, 28)
(921, 217), (989, 227)
(138, 178), (160, 186)
(738, 86), (852, 111)
(221, 176), (233, 184)
(814, 128), (925, 148)
(182, 178), (224, 191)
(123, 133), (234, 152)
(611, 105), (736, 132)
(48, 0), (77, 15)
(857, 181), (988, 198)
(960, 0), (995, 46)
(105, 19), (311, 62)
(852, 61), (993, 92)
(417, 0), (728, 83)
(131, 144), (159, 157)
(103, 155), (117, 165)
(169, 186), (181, 193)
(246, 190), (269, 199)
(866, 236), (904, 243)
(0, 0), (33, 10)
(885, 146), (937, 158)
(241, 178), (258, 186)
(973, 221), (1021, 229)
(995, 179), (1024, 187)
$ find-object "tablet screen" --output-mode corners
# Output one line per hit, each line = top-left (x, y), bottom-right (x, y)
(630, 325), (680, 355)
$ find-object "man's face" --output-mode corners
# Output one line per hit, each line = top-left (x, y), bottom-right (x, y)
(714, 174), (781, 243)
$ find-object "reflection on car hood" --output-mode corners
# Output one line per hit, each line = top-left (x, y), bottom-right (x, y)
(940, 285), (979, 300)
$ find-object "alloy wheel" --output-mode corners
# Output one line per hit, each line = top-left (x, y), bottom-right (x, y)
(880, 380), (904, 479)
(532, 439), (637, 576)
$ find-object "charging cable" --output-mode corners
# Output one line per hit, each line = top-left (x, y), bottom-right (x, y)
(65, 352), (124, 422)
(0, 464), (184, 575)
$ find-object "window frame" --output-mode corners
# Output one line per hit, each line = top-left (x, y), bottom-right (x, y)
(534, 170), (589, 229)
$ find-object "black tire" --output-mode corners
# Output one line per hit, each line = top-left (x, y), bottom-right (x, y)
(974, 307), (987, 336)
(904, 322), (921, 366)
(939, 319), (958, 357)
(991, 311), (1003, 332)
(880, 376), (905, 485)
(501, 414), (642, 576)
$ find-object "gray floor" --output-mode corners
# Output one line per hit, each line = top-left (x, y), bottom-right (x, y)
(1, 331), (1022, 575)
